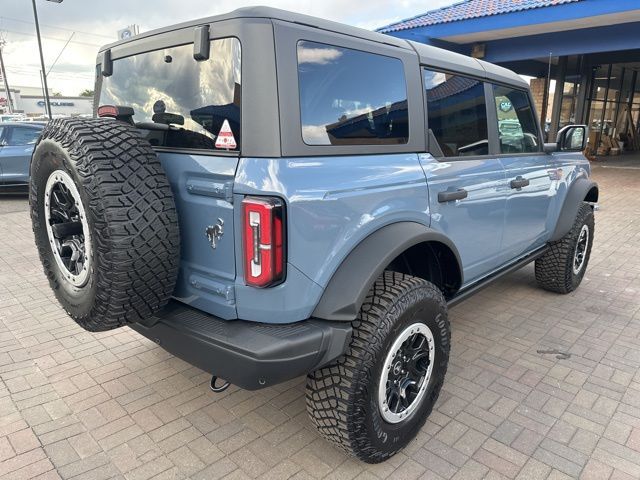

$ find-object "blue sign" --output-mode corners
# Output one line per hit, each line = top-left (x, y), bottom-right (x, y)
(37, 100), (75, 107)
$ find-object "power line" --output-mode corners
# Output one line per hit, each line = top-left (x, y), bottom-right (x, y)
(1, 28), (103, 47)
(47, 32), (74, 75)
(6, 65), (94, 78)
(6, 68), (94, 80)
(0, 15), (113, 40)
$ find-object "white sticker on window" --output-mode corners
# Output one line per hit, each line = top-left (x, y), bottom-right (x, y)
(215, 119), (237, 150)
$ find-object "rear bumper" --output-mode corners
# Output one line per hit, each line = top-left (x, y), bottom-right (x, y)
(130, 301), (352, 390)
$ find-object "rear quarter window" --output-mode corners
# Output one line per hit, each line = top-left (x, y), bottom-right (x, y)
(297, 41), (408, 146)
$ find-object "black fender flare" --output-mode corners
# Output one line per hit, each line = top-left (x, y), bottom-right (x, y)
(312, 222), (463, 321)
(550, 178), (598, 242)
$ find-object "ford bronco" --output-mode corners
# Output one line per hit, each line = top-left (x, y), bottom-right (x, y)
(29, 7), (598, 463)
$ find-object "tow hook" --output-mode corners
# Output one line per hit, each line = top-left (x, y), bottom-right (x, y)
(210, 376), (230, 393)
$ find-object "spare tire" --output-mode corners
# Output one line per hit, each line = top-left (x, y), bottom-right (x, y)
(30, 118), (180, 332)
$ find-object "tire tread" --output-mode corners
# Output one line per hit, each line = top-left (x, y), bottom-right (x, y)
(30, 118), (180, 331)
(306, 271), (449, 463)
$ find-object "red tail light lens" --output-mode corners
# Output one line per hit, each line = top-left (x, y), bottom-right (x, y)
(97, 105), (118, 117)
(242, 196), (286, 288)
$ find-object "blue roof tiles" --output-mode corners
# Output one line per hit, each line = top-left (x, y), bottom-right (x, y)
(377, 0), (583, 33)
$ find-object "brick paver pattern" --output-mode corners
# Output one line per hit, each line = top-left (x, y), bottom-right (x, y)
(0, 163), (639, 480)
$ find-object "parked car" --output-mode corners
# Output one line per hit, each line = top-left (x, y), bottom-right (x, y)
(0, 114), (27, 123)
(28, 7), (598, 463)
(0, 122), (44, 189)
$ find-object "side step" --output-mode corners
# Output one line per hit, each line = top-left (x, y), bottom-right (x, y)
(448, 246), (548, 308)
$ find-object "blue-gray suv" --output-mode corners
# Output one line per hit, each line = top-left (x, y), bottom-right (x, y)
(29, 7), (598, 463)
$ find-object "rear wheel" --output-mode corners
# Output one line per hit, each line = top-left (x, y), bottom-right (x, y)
(30, 118), (180, 331)
(306, 272), (450, 463)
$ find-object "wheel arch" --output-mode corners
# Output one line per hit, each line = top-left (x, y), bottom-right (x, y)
(312, 222), (463, 321)
(550, 178), (598, 242)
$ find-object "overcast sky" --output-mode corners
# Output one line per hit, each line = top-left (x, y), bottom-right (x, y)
(0, 0), (456, 97)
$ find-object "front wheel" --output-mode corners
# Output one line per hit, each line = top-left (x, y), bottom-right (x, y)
(535, 202), (595, 294)
(306, 272), (450, 463)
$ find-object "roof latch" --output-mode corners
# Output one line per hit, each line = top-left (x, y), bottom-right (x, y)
(100, 49), (113, 77)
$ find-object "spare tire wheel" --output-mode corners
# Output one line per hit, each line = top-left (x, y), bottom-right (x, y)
(30, 118), (180, 332)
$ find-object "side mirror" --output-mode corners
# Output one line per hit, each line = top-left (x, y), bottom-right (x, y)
(557, 125), (588, 152)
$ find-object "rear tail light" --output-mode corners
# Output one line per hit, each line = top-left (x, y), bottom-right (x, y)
(242, 196), (286, 288)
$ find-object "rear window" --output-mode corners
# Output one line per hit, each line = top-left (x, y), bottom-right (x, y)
(98, 37), (241, 152)
(297, 41), (408, 146)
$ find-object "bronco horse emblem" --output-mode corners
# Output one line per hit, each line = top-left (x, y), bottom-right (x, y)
(205, 218), (224, 249)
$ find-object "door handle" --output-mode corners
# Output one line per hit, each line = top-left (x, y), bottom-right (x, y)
(438, 188), (468, 203)
(510, 176), (530, 189)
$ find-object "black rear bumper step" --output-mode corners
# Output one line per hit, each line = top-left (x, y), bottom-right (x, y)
(131, 301), (352, 390)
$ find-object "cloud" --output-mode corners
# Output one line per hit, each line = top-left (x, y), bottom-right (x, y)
(1, 0), (456, 96)
(298, 45), (343, 65)
(302, 124), (331, 145)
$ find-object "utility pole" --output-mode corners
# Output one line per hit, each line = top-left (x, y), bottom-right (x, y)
(0, 39), (14, 113)
(32, 0), (52, 119)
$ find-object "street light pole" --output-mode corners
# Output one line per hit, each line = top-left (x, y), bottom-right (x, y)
(32, 0), (53, 119)
(0, 40), (14, 113)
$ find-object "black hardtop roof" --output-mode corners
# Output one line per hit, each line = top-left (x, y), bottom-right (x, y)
(98, 5), (527, 89)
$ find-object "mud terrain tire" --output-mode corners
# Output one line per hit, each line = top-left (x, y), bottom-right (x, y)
(535, 202), (594, 294)
(30, 118), (180, 331)
(306, 272), (450, 463)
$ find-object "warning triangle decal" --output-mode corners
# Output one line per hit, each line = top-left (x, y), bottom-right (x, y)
(215, 119), (237, 150)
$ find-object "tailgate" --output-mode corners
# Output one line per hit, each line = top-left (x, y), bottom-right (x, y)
(159, 151), (239, 319)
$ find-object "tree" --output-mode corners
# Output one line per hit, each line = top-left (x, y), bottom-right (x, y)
(80, 89), (94, 97)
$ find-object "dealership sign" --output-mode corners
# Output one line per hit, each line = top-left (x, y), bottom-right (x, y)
(499, 100), (513, 112)
(37, 100), (75, 107)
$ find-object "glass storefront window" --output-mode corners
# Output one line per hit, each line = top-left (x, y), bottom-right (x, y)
(592, 65), (609, 101)
(586, 64), (640, 149)
(607, 65), (623, 103)
(587, 100), (605, 148)
(621, 69), (635, 104)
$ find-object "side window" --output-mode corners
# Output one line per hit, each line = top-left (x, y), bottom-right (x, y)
(297, 41), (408, 146)
(8, 127), (42, 146)
(491, 85), (541, 154)
(424, 69), (488, 157)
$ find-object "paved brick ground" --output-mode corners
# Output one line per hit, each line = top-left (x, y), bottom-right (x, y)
(1, 162), (639, 480)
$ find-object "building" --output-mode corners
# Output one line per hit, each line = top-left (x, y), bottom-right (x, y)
(0, 85), (93, 117)
(379, 0), (640, 155)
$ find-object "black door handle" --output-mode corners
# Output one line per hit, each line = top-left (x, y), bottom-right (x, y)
(438, 188), (468, 203)
(510, 176), (530, 189)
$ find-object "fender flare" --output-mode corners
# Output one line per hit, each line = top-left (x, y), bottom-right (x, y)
(312, 222), (463, 321)
(550, 178), (598, 242)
